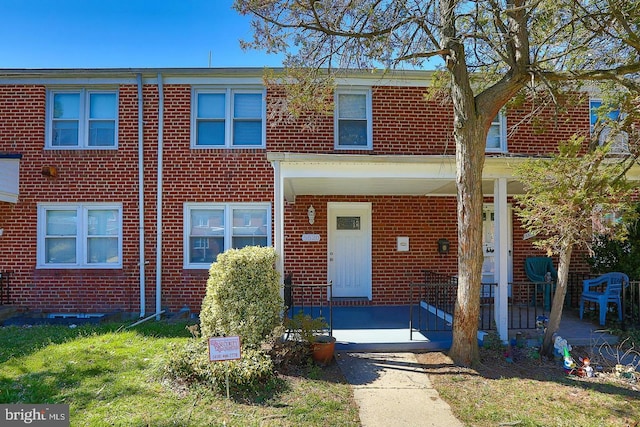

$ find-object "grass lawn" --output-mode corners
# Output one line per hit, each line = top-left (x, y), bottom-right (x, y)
(417, 347), (640, 427)
(0, 321), (359, 426)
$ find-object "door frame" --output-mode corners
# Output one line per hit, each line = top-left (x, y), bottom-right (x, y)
(482, 203), (513, 293)
(327, 202), (373, 300)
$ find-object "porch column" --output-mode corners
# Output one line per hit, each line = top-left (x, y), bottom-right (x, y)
(271, 160), (285, 279)
(494, 178), (509, 342)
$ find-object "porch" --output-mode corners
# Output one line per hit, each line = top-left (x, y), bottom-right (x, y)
(285, 276), (634, 352)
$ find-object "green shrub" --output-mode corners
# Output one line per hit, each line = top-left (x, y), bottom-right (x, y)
(284, 311), (329, 344)
(163, 339), (281, 397)
(200, 246), (283, 350)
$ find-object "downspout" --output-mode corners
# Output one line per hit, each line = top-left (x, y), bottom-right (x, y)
(137, 73), (146, 318)
(155, 73), (164, 320)
(272, 160), (285, 279)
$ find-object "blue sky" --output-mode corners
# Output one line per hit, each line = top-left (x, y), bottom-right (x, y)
(0, 0), (284, 69)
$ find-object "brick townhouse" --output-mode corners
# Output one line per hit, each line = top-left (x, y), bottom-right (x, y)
(0, 68), (631, 329)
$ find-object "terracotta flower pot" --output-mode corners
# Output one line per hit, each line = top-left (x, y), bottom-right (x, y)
(311, 335), (336, 365)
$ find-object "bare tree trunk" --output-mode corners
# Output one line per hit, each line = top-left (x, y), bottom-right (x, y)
(449, 123), (487, 366)
(541, 244), (573, 358)
(440, 0), (530, 366)
(439, 0), (485, 366)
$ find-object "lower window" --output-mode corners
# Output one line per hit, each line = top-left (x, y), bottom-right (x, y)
(38, 203), (122, 268)
(184, 203), (271, 268)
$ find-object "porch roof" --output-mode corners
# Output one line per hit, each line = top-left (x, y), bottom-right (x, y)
(0, 154), (21, 203)
(268, 153), (526, 202)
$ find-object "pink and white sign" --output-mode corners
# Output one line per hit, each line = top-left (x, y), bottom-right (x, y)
(208, 336), (241, 361)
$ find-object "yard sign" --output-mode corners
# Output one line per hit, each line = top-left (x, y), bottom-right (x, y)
(208, 336), (241, 399)
(208, 336), (241, 361)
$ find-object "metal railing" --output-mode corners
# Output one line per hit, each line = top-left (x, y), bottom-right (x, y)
(410, 271), (567, 335)
(623, 280), (640, 329)
(283, 276), (333, 335)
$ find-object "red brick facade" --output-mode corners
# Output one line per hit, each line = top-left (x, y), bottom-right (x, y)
(0, 69), (593, 314)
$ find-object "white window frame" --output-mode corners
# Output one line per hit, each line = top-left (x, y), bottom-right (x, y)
(45, 88), (119, 149)
(486, 113), (507, 153)
(37, 203), (123, 269)
(589, 98), (629, 154)
(334, 88), (373, 150)
(183, 202), (272, 269)
(191, 87), (266, 148)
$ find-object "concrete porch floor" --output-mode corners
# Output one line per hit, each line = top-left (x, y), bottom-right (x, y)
(292, 304), (619, 352)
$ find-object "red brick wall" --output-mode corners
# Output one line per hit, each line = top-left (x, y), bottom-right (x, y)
(156, 85), (274, 314)
(0, 84), (143, 312)
(0, 78), (596, 314)
(505, 93), (590, 156)
(283, 195), (459, 306)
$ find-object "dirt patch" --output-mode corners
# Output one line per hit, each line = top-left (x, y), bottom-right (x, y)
(417, 346), (639, 389)
(416, 347), (640, 427)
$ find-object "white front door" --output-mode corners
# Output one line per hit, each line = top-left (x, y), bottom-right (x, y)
(482, 204), (513, 294)
(328, 202), (372, 299)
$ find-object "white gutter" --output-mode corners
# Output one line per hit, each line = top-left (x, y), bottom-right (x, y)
(136, 73), (146, 318)
(155, 73), (164, 320)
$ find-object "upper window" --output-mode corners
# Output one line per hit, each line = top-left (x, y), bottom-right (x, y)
(590, 99), (628, 154)
(192, 88), (265, 148)
(184, 203), (271, 269)
(47, 89), (118, 149)
(486, 113), (506, 152)
(335, 89), (372, 149)
(37, 203), (123, 269)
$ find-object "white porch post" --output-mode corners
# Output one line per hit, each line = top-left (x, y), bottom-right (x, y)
(494, 178), (509, 342)
(271, 160), (285, 279)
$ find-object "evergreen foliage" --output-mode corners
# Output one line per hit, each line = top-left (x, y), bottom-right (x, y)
(588, 203), (640, 280)
(200, 246), (284, 350)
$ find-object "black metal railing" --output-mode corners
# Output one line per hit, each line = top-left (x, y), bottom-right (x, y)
(622, 280), (640, 329)
(506, 282), (553, 330)
(410, 271), (640, 337)
(0, 272), (10, 305)
(283, 275), (333, 335)
(411, 272), (565, 335)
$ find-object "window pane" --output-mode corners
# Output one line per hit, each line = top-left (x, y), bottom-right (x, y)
(233, 121), (262, 145)
(338, 94), (366, 119)
(234, 93), (262, 118)
(89, 120), (115, 146)
(45, 237), (76, 263)
(486, 123), (501, 149)
(232, 209), (267, 236)
(87, 237), (119, 263)
(46, 210), (77, 235)
(52, 121), (79, 146)
(338, 120), (367, 146)
(337, 216), (361, 230)
(53, 93), (80, 119)
(89, 93), (116, 119)
(590, 101), (620, 126)
(88, 209), (119, 235)
(191, 209), (224, 235)
(190, 237), (224, 263)
(198, 93), (225, 118)
(590, 100), (603, 127)
(233, 236), (267, 249)
(197, 121), (225, 145)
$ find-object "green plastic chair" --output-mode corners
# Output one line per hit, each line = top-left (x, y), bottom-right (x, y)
(525, 257), (558, 310)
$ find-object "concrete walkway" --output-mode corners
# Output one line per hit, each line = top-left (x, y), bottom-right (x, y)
(335, 352), (463, 427)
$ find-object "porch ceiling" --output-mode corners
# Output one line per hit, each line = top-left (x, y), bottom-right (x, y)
(268, 153), (525, 202)
(285, 177), (524, 199)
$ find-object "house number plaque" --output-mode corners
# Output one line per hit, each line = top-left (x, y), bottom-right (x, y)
(302, 234), (321, 242)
